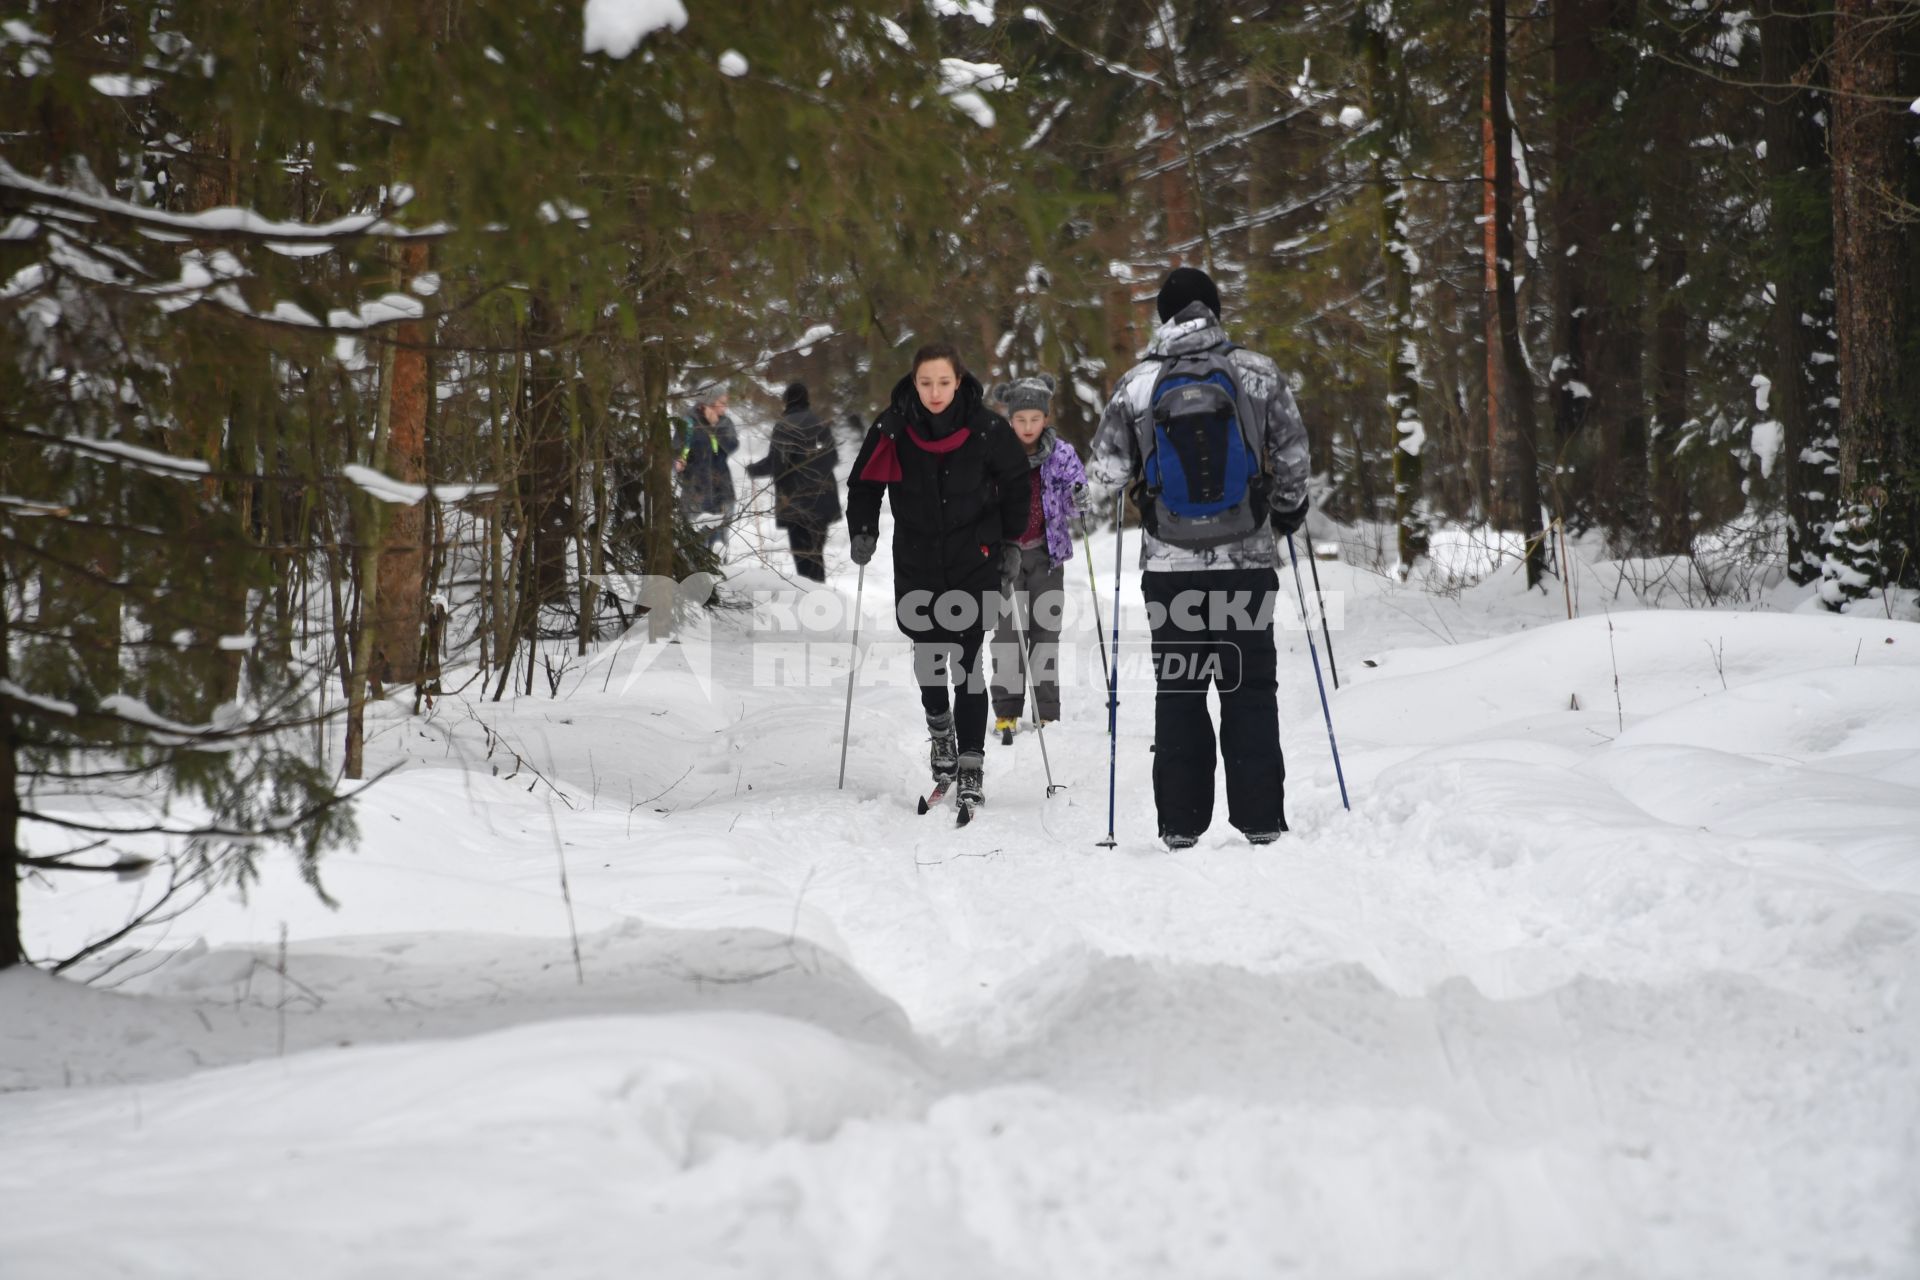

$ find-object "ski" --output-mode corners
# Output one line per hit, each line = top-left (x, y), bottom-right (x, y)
(955, 800), (975, 827)
(1000, 726), (1015, 746)
(916, 781), (951, 815)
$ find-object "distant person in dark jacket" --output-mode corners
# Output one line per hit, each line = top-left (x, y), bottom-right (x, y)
(746, 382), (842, 583)
(676, 389), (740, 550)
(847, 343), (1029, 811)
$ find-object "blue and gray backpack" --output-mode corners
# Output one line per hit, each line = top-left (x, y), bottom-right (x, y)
(1133, 348), (1269, 548)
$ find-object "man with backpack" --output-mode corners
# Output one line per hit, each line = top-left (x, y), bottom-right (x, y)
(1086, 267), (1311, 849)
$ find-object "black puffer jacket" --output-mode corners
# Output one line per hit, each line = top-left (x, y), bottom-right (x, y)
(847, 372), (1030, 598)
(745, 405), (842, 529)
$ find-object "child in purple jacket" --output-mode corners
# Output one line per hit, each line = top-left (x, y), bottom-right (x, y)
(988, 374), (1088, 739)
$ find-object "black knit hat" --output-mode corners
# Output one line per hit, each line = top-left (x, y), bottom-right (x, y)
(782, 381), (809, 410)
(1156, 266), (1221, 322)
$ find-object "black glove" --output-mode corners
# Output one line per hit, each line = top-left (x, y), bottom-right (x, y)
(850, 532), (877, 566)
(1000, 544), (1022, 591)
(1270, 500), (1308, 539)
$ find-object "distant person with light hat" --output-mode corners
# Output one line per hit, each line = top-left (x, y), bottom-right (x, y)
(675, 387), (741, 552)
(985, 372), (1088, 742)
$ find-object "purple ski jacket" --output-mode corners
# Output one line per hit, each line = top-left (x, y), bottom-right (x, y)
(1027, 429), (1088, 568)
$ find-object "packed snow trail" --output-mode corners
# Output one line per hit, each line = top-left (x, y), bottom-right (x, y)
(6, 493), (1919, 1276)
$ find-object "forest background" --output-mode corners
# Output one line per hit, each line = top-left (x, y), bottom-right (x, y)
(2, 0), (1916, 968)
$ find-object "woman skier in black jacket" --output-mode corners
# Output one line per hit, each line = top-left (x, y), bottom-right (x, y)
(847, 343), (1029, 814)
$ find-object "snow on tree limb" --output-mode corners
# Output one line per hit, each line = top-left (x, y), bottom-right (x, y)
(931, 0), (995, 24)
(343, 465), (498, 506)
(0, 680), (79, 718)
(0, 161), (442, 243)
(27, 433), (213, 478)
(581, 0), (688, 58)
(939, 59), (1009, 129)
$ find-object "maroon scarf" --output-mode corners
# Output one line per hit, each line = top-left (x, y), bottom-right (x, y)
(858, 422), (972, 483)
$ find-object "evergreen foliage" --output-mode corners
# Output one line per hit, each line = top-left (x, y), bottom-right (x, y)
(2, 0), (1916, 966)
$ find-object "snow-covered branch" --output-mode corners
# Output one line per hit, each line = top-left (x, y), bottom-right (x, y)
(0, 161), (445, 243)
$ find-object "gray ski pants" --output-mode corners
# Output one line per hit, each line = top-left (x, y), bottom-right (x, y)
(990, 542), (1066, 721)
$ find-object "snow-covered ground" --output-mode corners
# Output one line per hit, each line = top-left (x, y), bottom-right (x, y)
(5, 430), (1918, 1278)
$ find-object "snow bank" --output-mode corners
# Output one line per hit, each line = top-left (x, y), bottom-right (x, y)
(8, 502), (1918, 1279)
(0, 1014), (918, 1279)
(1339, 609), (1913, 749)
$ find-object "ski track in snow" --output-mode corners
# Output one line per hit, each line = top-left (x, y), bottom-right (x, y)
(5, 446), (1919, 1278)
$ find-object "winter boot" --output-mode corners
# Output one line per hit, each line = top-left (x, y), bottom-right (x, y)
(994, 715), (1018, 745)
(927, 712), (959, 782)
(956, 751), (985, 808)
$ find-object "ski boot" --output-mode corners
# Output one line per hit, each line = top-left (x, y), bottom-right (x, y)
(956, 751), (985, 809)
(927, 712), (959, 783)
(1162, 832), (1199, 851)
(994, 715), (1018, 746)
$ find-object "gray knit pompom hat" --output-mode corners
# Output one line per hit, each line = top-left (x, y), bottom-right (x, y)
(994, 373), (1055, 415)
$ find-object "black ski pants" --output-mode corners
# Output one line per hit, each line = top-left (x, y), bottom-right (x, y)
(898, 587), (993, 755)
(786, 522), (828, 583)
(1140, 567), (1287, 839)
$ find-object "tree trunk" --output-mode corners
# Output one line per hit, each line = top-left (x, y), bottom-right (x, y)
(1550, 0), (1644, 538)
(1761, 0), (1840, 584)
(1, 560), (21, 970)
(1244, 75), (1275, 266)
(1826, 0), (1920, 601)
(577, 371), (607, 655)
(41, 0), (113, 182)
(641, 344), (679, 640)
(374, 239), (431, 685)
(344, 341), (399, 780)
(1368, 22), (1428, 574)
(1648, 252), (1692, 555)
(487, 348), (518, 674)
(1482, 7), (1504, 526)
(178, 122), (259, 712)
(413, 344), (447, 713)
(1648, 51), (1693, 556)
(1488, 0), (1546, 585)
(1102, 260), (1141, 386)
(1148, 7), (1214, 272)
(526, 293), (571, 611)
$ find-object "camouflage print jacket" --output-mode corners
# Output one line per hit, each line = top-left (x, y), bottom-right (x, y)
(1086, 301), (1310, 573)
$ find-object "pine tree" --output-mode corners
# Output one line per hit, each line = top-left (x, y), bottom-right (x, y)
(1823, 0), (1920, 605)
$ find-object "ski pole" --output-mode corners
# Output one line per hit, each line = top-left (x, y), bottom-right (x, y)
(1078, 516), (1111, 690)
(1012, 583), (1061, 798)
(1286, 532), (1349, 811)
(1099, 489), (1124, 847)
(1304, 531), (1340, 689)
(836, 562), (866, 790)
